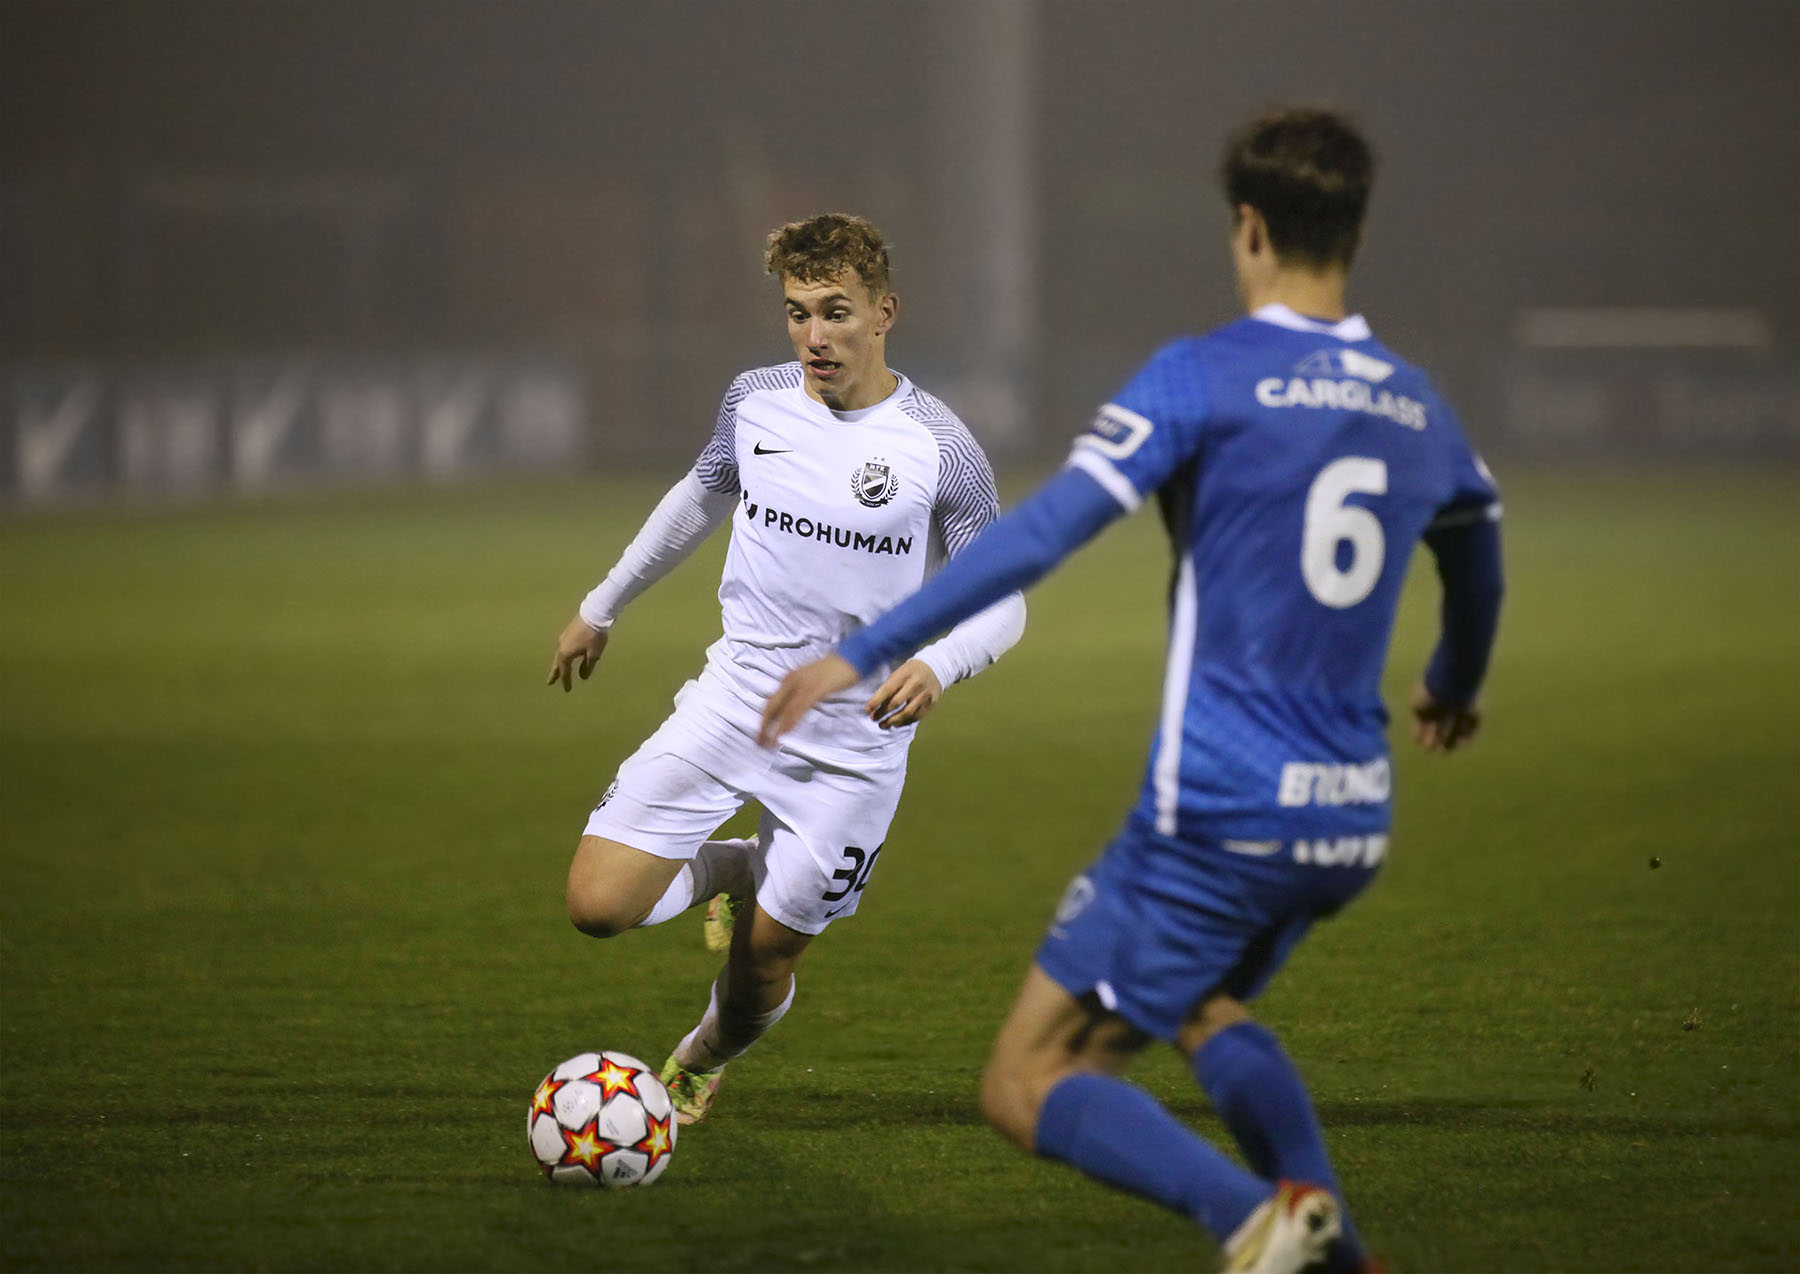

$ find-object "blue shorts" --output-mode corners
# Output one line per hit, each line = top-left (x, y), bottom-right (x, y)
(1034, 821), (1381, 1041)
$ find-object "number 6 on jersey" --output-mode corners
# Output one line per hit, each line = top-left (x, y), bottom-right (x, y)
(1301, 456), (1387, 608)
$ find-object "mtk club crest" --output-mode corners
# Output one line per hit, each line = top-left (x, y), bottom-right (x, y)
(851, 458), (899, 508)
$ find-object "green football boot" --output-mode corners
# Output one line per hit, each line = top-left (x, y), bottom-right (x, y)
(702, 891), (747, 954)
(659, 1054), (725, 1126)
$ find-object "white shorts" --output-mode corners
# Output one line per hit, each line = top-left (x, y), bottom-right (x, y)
(583, 670), (908, 935)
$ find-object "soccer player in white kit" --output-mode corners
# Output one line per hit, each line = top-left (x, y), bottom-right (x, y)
(546, 214), (1026, 1123)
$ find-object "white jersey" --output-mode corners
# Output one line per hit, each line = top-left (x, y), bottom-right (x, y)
(692, 362), (1002, 758)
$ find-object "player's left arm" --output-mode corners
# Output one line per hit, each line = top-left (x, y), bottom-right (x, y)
(868, 433), (1027, 729)
(1412, 443), (1505, 753)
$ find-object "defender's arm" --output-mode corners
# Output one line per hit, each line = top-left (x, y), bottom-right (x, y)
(762, 466), (1123, 742)
(864, 417), (1027, 728)
(867, 592), (1027, 730)
(844, 465), (1119, 676)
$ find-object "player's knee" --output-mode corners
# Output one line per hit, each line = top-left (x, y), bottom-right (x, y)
(978, 1057), (1040, 1151)
(1176, 992), (1253, 1056)
(565, 878), (637, 939)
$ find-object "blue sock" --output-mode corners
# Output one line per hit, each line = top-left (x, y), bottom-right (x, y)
(1033, 1071), (1270, 1244)
(1195, 1021), (1368, 1271)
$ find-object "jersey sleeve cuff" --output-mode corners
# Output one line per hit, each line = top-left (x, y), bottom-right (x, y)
(1428, 500), (1503, 531)
(912, 645), (960, 693)
(577, 591), (618, 631)
(1064, 448), (1142, 513)
(836, 629), (881, 679)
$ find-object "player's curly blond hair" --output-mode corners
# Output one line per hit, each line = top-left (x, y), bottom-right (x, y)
(765, 213), (892, 298)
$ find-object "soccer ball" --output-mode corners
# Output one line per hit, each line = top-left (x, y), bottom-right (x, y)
(527, 1051), (677, 1187)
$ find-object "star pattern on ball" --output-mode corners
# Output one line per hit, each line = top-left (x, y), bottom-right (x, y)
(560, 1124), (612, 1172)
(531, 1074), (563, 1118)
(637, 1115), (673, 1169)
(593, 1056), (641, 1101)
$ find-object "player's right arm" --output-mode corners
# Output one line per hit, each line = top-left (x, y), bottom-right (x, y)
(547, 376), (749, 692)
(760, 465), (1126, 742)
(545, 469), (737, 691)
(830, 341), (1209, 685)
(761, 343), (1208, 743)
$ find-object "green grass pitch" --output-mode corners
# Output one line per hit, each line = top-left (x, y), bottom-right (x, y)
(2, 467), (1796, 1272)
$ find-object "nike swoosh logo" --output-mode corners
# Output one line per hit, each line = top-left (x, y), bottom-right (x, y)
(822, 901), (854, 919)
(753, 442), (792, 455)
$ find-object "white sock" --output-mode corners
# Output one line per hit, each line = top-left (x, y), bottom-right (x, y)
(636, 837), (754, 929)
(673, 974), (796, 1072)
(691, 836), (755, 902)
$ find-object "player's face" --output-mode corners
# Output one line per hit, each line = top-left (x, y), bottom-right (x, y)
(782, 271), (899, 411)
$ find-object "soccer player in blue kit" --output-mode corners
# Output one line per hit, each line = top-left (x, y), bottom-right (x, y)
(761, 109), (1503, 1274)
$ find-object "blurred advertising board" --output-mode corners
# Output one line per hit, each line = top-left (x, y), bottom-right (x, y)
(1499, 354), (1800, 459)
(2, 355), (584, 503)
(1497, 310), (1798, 459)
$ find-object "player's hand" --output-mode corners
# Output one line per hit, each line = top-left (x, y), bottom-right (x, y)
(1410, 680), (1482, 753)
(866, 659), (943, 730)
(547, 615), (610, 692)
(760, 655), (859, 747)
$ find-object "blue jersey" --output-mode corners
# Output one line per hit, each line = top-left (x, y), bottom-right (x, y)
(1064, 305), (1499, 842)
(836, 303), (1501, 846)
(833, 302), (1503, 1034)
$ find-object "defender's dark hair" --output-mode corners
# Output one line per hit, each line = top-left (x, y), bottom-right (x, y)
(766, 213), (892, 297)
(1221, 108), (1376, 270)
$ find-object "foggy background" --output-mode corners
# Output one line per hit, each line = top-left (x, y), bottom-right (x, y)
(4, 0), (1796, 501)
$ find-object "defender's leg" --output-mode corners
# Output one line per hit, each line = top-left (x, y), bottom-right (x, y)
(985, 965), (1335, 1273)
(983, 966), (1275, 1235)
(1184, 991), (1367, 1272)
(979, 963), (1146, 1150)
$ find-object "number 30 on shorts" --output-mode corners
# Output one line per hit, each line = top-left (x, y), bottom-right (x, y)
(820, 844), (883, 902)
